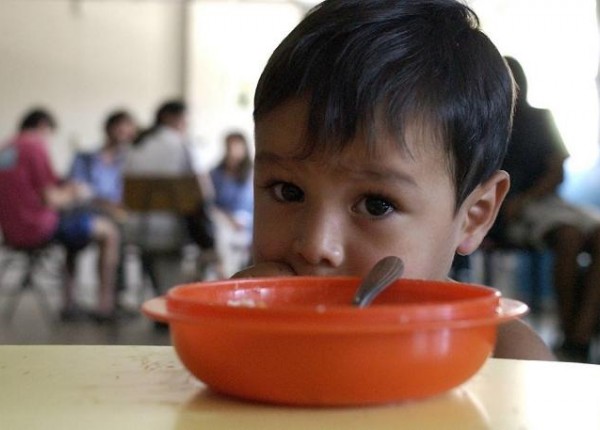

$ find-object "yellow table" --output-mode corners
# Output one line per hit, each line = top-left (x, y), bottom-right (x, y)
(0, 346), (598, 429)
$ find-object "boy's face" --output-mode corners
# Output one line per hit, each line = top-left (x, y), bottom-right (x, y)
(253, 99), (499, 280)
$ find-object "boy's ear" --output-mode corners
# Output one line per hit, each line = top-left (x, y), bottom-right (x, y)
(456, 170), (510, 256)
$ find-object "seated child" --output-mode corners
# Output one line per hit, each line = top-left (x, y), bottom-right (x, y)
(233, 0), (554, 360)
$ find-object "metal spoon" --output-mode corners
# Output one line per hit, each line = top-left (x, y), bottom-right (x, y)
(352, 256), (405, 308)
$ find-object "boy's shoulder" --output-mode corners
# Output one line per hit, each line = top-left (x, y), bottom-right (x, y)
(494, 319), (555, 361)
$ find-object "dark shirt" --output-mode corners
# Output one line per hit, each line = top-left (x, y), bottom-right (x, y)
(502, 104), (568, 198)
(489, 104), (567, 244)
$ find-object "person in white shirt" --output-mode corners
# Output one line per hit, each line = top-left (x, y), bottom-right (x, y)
(124, 100), (223, 290)
(126, 101), (193, 176)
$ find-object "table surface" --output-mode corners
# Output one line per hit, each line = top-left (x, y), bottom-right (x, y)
(0, 345), (599, 430)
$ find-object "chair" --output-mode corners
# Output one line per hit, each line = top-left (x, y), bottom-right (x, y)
(0, 239), (66, 322)
(122, 175), (206, 300)
(123, 175), (204, 216)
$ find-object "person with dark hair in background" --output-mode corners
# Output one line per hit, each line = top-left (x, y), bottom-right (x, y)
(130, 100), (189, 162)
(69, 109), (138, 310)
(70, 110), (137, 219)
(210, 131), (254, 274)
(498, 57), (600, 362)
(0, 108), (120, 321)
(125, 100), (222, 284)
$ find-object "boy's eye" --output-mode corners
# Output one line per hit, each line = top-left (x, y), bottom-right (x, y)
(355, 195), (395, 217)
(272, 182), (304, 202)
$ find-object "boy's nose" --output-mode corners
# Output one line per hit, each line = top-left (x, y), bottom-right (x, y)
(292, 209), (344, 268)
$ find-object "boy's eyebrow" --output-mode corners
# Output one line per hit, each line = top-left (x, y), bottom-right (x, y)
(256, 150), (419, 188)
(338, 165), (419, 188)
(255, 151), (292, 165)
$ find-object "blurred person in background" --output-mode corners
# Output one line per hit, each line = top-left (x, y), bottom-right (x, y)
(69, 109), (138, 311)
(125, 99), (223, 284)
(69, 109), (137, 220)
(0, 108), (120, 321)
(126, 100), (194, 177)
(210, 131), (254, 275)
(497, 57), (600, 362)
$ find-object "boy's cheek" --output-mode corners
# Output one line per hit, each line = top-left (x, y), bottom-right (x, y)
(252, 211), (290, 260)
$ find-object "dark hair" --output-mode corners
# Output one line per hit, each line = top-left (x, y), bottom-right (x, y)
(504, 56), (528, 107)
(154, 100), (186, 127)
(218, 131), (253, 182)
(19, 108), (57, 132)
(104, 110), (133, 134)
(254, 0), (514, 208)
(134, 99), (186, 146)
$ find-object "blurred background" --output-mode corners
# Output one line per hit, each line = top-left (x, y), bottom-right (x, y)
(0, 0), (598, 180)
(0, 0), (306, 173)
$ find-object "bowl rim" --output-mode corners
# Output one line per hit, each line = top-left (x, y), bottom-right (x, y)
(142, 296), (527, 333)
(142, 277), (528, 332)
(164, 277), (501, 322)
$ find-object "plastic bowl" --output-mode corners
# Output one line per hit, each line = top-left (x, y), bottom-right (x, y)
(142, 277), (527, 406)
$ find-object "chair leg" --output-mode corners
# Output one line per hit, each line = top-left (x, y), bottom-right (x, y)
(2, 255), (28, 322)
(483, 251), (495, 286)
(31, 271), (58, 322)
(529, 250), (544, 312)
(141, 253), (161, 297)
(3, 286), (25, 322)
(2, 251), (58, 323)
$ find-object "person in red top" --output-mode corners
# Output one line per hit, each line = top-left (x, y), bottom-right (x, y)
(0, 108), (120, 321)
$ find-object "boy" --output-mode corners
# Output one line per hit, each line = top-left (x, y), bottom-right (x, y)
(234, 0), (554, 360)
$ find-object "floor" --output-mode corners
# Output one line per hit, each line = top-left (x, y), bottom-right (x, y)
(0, 298), (169, 346)
(0, 246), (596, 364)
(0, 245), (172, 346)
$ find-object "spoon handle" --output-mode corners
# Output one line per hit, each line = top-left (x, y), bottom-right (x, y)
(352, 256), (405, 308)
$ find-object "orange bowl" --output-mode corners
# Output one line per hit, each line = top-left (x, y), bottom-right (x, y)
(142, 277), (527, 406)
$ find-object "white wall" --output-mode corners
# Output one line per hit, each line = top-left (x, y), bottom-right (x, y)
(0, 0), (304, 175)
(3, 0), (596, 175)
(0, 0), (184, 174)
(186, 1), (302, 169)
(471, 0), (599, 171)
